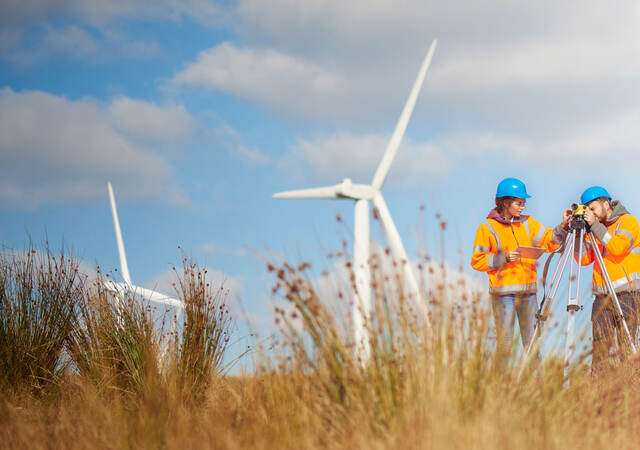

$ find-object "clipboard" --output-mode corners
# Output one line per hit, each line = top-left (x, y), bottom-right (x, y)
(517, 246), (546, 260)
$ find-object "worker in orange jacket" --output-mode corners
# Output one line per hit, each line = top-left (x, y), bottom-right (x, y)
(569, 186), (640, 372)
(471, 178), (569, 368)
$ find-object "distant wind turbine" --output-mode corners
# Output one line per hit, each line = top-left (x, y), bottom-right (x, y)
(103, 182), (184, 310)
(273, 39), (437, 360)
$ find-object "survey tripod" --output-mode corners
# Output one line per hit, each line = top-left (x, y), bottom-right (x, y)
(521, 204), (637, 376)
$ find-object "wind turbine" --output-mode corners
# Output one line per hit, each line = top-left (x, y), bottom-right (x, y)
(273, 40), (437, 360)
(103, 182), (184, 310)
(101, 183), (186, 367)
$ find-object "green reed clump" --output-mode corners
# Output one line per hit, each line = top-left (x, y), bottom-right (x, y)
(67, 279), (161, 396)
(0, 244), (85, 393)
(173, 256), (233, 402)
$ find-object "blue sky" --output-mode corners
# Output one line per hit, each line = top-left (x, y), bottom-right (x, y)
(3, 1), (640, 363)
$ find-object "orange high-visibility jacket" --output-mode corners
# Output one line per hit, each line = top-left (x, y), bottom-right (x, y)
(577, 201), (640, 294)
(471, 210), (561, 295)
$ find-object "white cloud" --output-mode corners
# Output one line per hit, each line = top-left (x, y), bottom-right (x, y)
(0, 0), (225, 27)
(0, 1), (223, 65)
(6, 0), (640, 182)
(233, 1), (640, 119)
(432, 109), (640, 171)
(42, 25), (98, 58)
(548, 111), (640, 163)
(0, 0), (190, 65)
(279, 104), (640, 185)
(4, 24), (161, 65)
(427, 34), (640, 97)
(109, 97), (195, 145)
(200, 241), (249, 258)
(280, 132), (449, 185)
(164, 0), (640, 161)
(101, 29), (160, 59)
(0, 88), (192, 208)
(212, 124), (271, 166)
(173, 42), (347, 120)
(236, 0), (638, 72)
(236, 145), (270, 166)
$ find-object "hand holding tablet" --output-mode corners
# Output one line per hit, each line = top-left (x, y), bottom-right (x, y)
(516, 246), (546, 260)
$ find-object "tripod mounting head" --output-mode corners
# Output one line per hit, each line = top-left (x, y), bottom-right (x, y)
(570, 203), (588, 231)
(571, 203), (587, 215)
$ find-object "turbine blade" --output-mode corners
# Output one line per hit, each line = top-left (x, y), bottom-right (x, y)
(372, 195), (410, 269)
(372, 194), (427, 318)
(133, 286), (185, 309)
(107, 182), (132, 285)
(102, 279), (184, 309)
(371, 39), (437, 190)
(102, 279), (125, 294)
(273, 186), (338, 199)
(101, 279), (127, 310)
(353, 199), (371, 362)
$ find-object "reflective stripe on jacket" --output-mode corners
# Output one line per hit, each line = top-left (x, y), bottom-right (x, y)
(471, 213), (560, 295)
(578, 201), (640, 294)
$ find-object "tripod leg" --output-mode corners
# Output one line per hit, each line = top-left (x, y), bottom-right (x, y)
(518, 231), (575, 378)
(615, 292), (638, 359)
(588, 231), (638, 354)
(564, 228), (584, 381)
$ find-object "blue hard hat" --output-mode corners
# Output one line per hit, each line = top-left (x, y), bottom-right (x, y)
(496, 178), (531, 199)
(581, 186), (611, 205)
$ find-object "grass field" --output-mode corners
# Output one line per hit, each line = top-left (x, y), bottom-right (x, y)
(1, 244), (639, 449)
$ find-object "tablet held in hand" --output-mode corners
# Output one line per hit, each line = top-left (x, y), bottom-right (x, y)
(517, 246), (546, 260)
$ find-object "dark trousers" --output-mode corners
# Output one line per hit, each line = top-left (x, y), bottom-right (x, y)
(591, 291), (639, 373)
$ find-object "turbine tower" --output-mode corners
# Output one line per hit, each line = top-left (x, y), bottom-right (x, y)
(273, 40), (437, 360)
(103, 182), (184, 310)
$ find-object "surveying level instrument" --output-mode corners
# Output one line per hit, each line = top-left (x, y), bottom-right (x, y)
(520, 203), (638, 377)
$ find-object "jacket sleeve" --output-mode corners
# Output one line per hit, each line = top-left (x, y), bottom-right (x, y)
(590, 215), (639, 257)
(552, 224), (569, 247)
(470, 223), (505, 272)
(528, 217), (561, 252)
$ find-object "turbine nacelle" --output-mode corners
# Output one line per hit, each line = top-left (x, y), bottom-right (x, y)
(336, 178), (377, 200)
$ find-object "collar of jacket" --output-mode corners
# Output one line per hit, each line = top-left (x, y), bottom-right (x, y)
(603, 200), (629, 226)
(486, 208), (529, 225)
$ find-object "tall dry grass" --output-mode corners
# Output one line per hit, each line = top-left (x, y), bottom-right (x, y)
(67, 279), (162, 396)
(1, 244), (640, 449)
(171, 256), (233, 401)
(0, 244), (84, 393)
